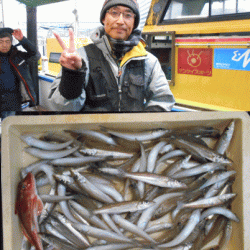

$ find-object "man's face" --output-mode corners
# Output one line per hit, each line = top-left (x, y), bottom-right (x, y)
(102, 5), (135, 41)
(0, 37), (12, 53)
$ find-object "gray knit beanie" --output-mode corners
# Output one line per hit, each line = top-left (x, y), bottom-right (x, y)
(100, 0), (140, 29)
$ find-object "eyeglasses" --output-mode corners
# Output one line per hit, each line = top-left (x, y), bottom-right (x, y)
(0, 40), (11, 45)
(107, 9), (135, 21)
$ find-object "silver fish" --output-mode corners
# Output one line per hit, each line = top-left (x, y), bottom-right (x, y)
(199, 170), (236, 190)
(124, 172), (187, 189)
(24, 145), (79, 159)
(171, 162), (227, 179)
(39, 233), (80, 250)
(93, 200), (155, 214)
(50, 155), (107, 167)
(147, 140), (167, 173)
(102, 127), (170, 142)
(71, 169), (114, 203)
(156, 149), (187, 166)
(101, 213), (124, 236)
(214, 120), (235, 155)
(68, 200), (111, 231)
(137, 192), (183, 230)
(200, 206), (239, 222)
(40, 194), (77, 203)
(137, 142), (147, 199)
(51, 211), (90, 247)
(172, 138), (233, 165)
(21, 134), (74, 151)
(80, 147), (134, 159)
(67, 129), (117, 146)
(183, 193), (237, 209)
(84, 243), (138, 250)
(158, 209), (201, 248)
(145, 222), (173, 234)
(72, 223), (133, 243)
(165, 155), (192, 177)
(57, 183), (80, 224)
(44, 222), (74, 244)
(112, 214), (157, 243)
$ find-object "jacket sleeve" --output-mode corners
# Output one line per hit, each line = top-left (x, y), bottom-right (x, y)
(47, 47), (89, 111)
(17, 37), (41, 61)
(145, 52), (175, 112)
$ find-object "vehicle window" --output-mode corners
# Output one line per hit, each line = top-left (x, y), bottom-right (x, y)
(238, 0), (250, 13)
(164, 0), (209, 20)
(211, 0), (236, 15)
(163, 0), (250, 22)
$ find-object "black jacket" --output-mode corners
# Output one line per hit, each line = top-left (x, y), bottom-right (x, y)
(0, 37), (40, 111)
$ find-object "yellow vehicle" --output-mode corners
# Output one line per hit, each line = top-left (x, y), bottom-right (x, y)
(142, 0), (250, 111)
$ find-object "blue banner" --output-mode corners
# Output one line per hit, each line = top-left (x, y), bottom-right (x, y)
(214, 48), (250, 71)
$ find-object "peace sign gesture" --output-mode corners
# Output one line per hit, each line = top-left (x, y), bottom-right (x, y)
(53, 28), (82, 70)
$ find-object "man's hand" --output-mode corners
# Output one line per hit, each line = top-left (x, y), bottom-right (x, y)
(12, 29), (24, 41)
(53, 28), (82, 70)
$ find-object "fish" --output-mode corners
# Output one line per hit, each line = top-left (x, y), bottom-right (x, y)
(145, 222), (173, 234)
(214, 120), (235, 155)
(50, 155), (108, 167)
(137, 192), (184, 230)
(98, 167), (187, 189)
(124, 172), (188, 189)
(171, 162), (227, 179)
(24, 145), (79, 159)
(49, 211), (90, 248)
(72, 222), (133, 243)
(112, 214), (157, 243)
(66, 128), (118, 146)
(39, 232), (80, 250)
(80, 147), (134, 159)
(198, 170), (236, 190)
(155, 149), (187, 170)
(170, 126), (221, 138)
(68, 200), (111, 231)
(158, 209), (201, 248)
(147, 140), (167, 173)
(165, 154), (193, 177)
(182, 193), (237, 209)
(171, 138), (233, 165)
(15, 122), (239, 249)
(93, 200), (155, 214)
(200, 206), (239, 222)
(20, 134), (74, 151)
(39, 194), (77, 203)
(101, 127), (171, 142)
(15, 172), (44, 250)
(70, 169), (115, 203)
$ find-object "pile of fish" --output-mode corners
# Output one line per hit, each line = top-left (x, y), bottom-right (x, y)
(15, 120), (239, 250)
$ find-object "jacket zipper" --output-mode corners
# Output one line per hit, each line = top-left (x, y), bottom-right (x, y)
(118, 67), (122, 112)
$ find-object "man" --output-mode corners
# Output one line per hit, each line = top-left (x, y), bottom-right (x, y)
(0, 28), (39, 118)
(49, 0), (175, 112)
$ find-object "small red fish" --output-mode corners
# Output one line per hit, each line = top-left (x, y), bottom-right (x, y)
(15, 172), (44, 250)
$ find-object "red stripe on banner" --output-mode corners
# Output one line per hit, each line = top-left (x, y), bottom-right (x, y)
(176, 37), (250, 43)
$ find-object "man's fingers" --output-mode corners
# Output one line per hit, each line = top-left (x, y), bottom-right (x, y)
(68, 28), (76, 53)
(60, 50), (82, 70)
(53, 32), (67, 50)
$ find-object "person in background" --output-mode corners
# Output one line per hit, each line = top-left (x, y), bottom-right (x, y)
(0, 28), (40, 119)
(49, 0), (175, 112)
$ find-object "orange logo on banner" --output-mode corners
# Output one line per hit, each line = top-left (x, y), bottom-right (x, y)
(178, 48), (213, 76)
